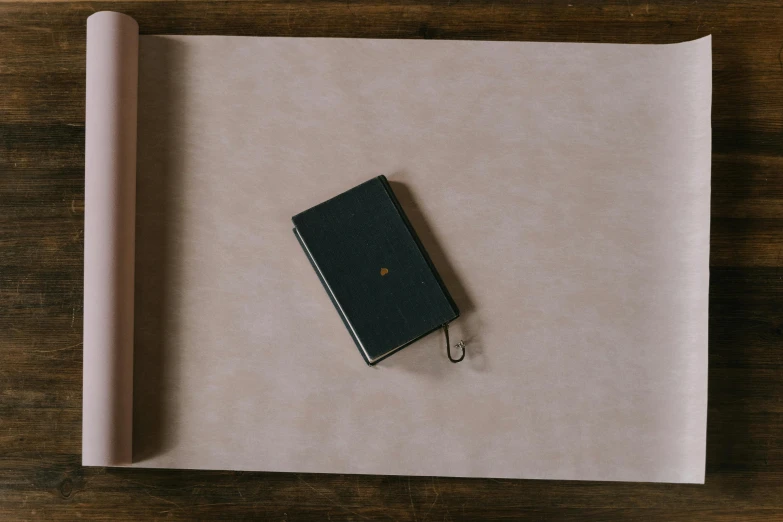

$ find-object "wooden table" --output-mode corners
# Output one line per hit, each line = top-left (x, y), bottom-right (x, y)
(2, 1), (781, 520)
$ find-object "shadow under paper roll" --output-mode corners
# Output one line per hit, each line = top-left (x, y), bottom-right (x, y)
(132, 36), (188, 462)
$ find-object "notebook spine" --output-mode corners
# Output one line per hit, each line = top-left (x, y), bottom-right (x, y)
(293, 227), (372, 365)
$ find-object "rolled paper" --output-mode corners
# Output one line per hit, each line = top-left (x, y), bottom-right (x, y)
(83, 11), (139, 466)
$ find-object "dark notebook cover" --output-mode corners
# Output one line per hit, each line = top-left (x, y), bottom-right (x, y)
(293, 176), (459, 365)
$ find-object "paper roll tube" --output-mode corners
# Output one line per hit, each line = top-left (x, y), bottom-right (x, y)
(83, 11), (139, 466)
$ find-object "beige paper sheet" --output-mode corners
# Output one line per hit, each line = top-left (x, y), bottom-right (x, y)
(84, 12), (711, 483)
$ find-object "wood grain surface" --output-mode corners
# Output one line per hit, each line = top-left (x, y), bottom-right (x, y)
(1, 1), (782, 520)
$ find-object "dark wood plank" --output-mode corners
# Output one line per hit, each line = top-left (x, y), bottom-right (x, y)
(2, 0), (782, 520)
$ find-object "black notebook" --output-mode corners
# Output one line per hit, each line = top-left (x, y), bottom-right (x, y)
(293, 176), (460, 365)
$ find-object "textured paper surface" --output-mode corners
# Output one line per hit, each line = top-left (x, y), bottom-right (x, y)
(84, 12), (711, 482)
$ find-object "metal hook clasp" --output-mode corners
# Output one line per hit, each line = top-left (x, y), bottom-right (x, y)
(444, 323), (466, 363)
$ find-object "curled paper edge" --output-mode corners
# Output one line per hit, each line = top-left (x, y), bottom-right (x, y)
(83, 11), (139, 466)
